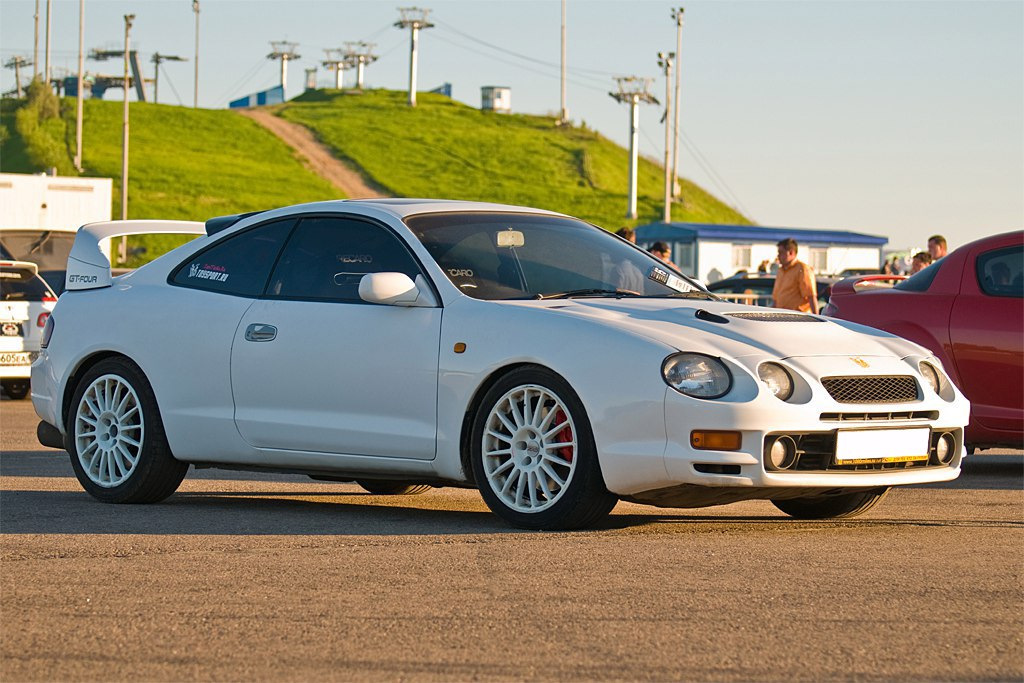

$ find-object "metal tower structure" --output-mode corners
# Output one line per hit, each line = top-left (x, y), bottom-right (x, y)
(343, 41), (378, 90)
(304, 67), (317, 91)
(267, 41), (300, 96)
(670, 7), (684, 198)
(658, 52), (674, 223)
(151, 52), (186, 104)
(395, 7), (433, 106)
(609, 76), (658, 219)
(4, 57), (31, 98)
(91, 47), (147, 101)
(322, 49), (348, 89)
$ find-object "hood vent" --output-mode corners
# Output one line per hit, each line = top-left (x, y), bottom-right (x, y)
(695, 309), (729, 324)
(728, 312), (823, 323)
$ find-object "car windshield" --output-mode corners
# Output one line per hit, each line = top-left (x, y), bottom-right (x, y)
(1, 268), (55, 301)
(406, 212), (709, 301)
(894, 258), (944, 292)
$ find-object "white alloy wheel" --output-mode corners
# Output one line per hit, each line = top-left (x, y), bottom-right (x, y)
(482, 383), (578, 513)
(74, 374), (145, 488)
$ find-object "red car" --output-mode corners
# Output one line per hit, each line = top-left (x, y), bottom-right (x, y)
(824, 231), (1023, 450)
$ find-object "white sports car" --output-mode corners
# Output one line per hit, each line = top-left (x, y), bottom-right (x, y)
(32, 200), (970, 529)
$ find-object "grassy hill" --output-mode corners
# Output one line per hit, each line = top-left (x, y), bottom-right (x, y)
(280, 89), (749, 229)
(2, 88), (749, 262)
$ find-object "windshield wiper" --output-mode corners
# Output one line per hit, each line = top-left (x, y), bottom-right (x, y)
(648, 291), (716, 299)
(536, 288), (644, 300)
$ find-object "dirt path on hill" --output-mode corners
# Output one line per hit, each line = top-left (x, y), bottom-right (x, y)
(237, 108), (387, 199)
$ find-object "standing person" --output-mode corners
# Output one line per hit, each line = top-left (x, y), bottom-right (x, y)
(771, 238), (818, 313)
(910, 251), (933, 274)
(615, 227), (636, 244)
(649, 241), (672, 264)
(927, 235), (948, 261)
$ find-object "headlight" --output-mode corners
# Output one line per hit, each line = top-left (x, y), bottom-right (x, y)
(758, 363), (794, 400)
(663, 353), (732, 399)
(919, 360), (941, 394)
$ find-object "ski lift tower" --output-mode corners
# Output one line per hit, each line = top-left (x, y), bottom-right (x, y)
(322, 49), (348, 89)
(609, 76), (659, 219)
(343, 41), (378, 90)
(395, 7), (433, 106)
(267, 41), (300, 97)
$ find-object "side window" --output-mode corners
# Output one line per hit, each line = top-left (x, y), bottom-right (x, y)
(977, 245), (1023, 298)
(172, 219), (295, 296)
(267, 216), (422, 303)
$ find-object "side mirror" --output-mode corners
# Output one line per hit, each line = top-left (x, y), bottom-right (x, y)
(358, 272), (436, 307)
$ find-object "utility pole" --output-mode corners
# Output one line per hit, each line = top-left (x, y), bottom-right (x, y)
(559, 0), (568, 124)
(4, 57), (30, 98)
(121, 14), (134, 235)
(670, 7), (684, 199)
(33, 0), (39, 81)
(322, 49), (348, 89)
(304, 67), (317, 91)
(658, 52), (674, 223)
(609, 76), (658, 220)
(344, 41), (378, 90)
(395, 7), (433, 107)
(44, 0), (52, 85)
(193, 1), (200, 108)
(74, 0), (84, 171)
(151, 53), (186, 104)
(267, 41), (300, 97)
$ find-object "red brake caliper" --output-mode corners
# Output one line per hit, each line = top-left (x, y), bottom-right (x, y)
(553, 409), (574, 462)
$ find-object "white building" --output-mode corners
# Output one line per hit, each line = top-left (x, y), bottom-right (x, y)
(481, 86), (511, 113)
(635, 222), (887, 283)
(0, 172), (112, 230)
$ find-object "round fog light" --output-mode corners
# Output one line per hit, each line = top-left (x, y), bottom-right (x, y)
(768, 436), (798, 470)
(935, 432), (955, 465)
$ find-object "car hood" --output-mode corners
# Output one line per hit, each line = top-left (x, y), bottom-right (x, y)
(513, 298), (920, 360)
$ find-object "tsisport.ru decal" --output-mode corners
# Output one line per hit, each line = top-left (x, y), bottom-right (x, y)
(189, 263), (229, 282)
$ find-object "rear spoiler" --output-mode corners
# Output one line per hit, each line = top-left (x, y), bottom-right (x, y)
(0, 260), (40, 276)
(65, 220), (204, 291)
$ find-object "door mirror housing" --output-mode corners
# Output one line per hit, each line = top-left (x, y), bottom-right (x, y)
(358, 272), (437, 307)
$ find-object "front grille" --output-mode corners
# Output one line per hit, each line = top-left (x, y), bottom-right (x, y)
(728, 312), (823, 322)
(821, 376), (918, 403)
(820, 410), (938, 422)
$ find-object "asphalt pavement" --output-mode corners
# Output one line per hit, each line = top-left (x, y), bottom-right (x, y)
(1, 397), (1021, 681)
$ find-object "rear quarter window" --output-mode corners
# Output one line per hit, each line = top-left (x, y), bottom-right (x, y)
(977, 245), (1023, 298)
(170, 219), (296, 297)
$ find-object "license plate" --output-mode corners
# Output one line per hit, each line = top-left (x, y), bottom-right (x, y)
(835, 428), (930, 464)
(0, 352), (35, 366)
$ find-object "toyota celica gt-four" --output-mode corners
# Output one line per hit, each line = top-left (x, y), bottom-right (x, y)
(32, 200), (970, 529)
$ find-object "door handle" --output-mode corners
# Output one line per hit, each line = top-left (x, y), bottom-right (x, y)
(244, 323), (277, 342)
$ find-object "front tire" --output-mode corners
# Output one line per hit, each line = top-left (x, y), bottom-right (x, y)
(66, 357), (187, 503)
(772, 487), (890, 520)
(470, 367), (617, 530)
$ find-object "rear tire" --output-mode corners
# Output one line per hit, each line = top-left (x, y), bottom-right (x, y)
(772, 487), (890, 520)
(470, 366), (617, 530)
(356, 480), (432, 495)
(66, 357), (187, 503)
(2, 380), (30, 400)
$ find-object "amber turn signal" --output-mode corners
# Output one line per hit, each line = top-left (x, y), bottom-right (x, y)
(690, 430), (742, 451)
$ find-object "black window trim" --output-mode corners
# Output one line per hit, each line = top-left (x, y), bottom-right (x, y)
(168, 211), (441, 307)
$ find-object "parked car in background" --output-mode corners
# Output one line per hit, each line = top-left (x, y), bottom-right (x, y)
(837, 267), (881, 278)
(707, 274), (834, 310)
(824, 231), (1023, 450)
(1, 260), (57, 399)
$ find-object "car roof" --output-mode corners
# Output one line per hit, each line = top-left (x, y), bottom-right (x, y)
(292, 198), (566, 221)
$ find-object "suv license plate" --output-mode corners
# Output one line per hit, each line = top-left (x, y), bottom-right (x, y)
(835, 427), (930, 464)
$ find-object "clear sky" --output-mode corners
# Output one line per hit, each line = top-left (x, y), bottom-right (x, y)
(2, 0), (1021, 251)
